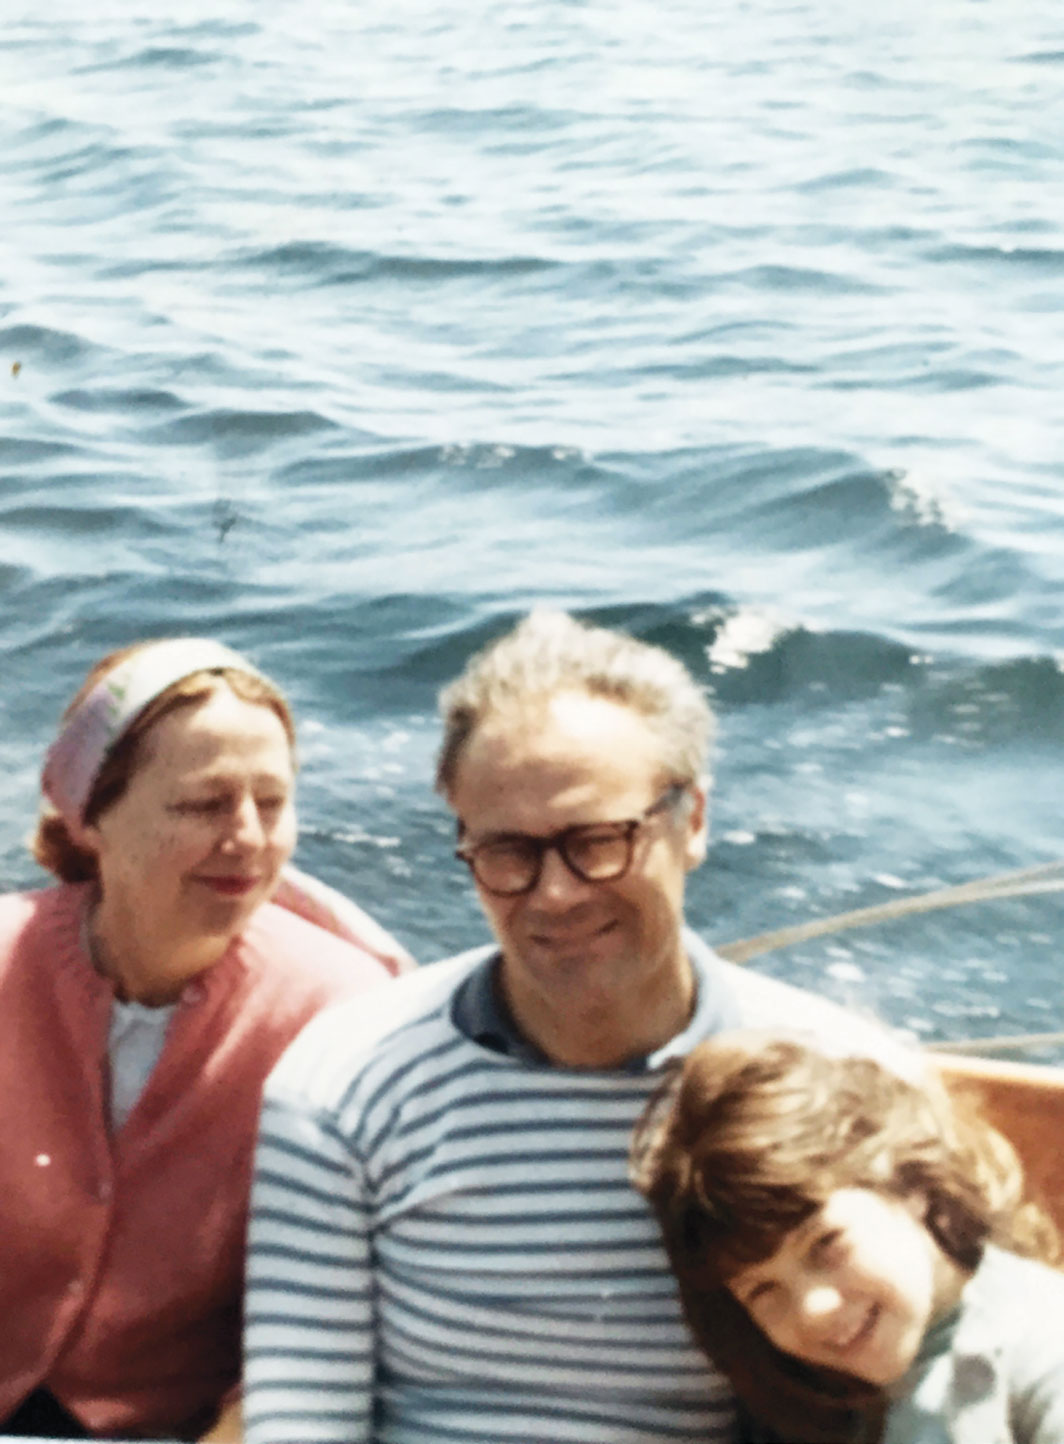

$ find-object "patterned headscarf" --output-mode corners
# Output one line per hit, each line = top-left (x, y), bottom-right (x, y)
(41, 637), (412, 975)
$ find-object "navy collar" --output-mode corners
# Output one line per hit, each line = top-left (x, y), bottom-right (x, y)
(451, 928), (741, 1071)
(452, 954), (548, 1064)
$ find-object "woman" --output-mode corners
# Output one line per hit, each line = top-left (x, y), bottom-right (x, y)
(0, 637), (411, 1440)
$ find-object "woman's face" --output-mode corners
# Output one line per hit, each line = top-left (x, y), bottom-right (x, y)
(725, 1187), (965, 1385)
(80, 685), (297, 970)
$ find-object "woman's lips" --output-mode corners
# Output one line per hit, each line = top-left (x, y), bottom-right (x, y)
(197, 875), (260, 896)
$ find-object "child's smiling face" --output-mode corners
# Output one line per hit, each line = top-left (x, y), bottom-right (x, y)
(726, 1187), (967, 1385)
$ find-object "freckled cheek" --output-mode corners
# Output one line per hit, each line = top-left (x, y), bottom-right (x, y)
(153, 819), (220, 868)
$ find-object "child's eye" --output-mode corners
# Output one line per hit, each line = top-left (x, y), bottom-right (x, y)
(740, 1279), (779, 1309)
(810, 1228), (845, 1264)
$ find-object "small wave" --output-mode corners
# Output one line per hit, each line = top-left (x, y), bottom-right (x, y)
(688, 608), (916, 707)
(52, 386), (185, 416)
(925, 242), (1064, 271)
(346, 251), (555, 283)
(274, 441), (594, 490)
(680, 599), (1064, 748)
(900, 366), (999, 392)
(673, 455), (964, 552)
(908, 655), (1064, 748)
(795, 166), (897, 193)
(639, 352), (815, 380)
(230, 594), (486, 718)
(0, 497), (173, 543)
(0, 436), (82, 466)
(110, 45), (220, 69)
(142, 406), (338, 452)
(171, 19), (260, 38)
(884, 468), (961, 530)
(721, 263), (886, 295)
(954, 134), (1059, 164)
(240, 241), (554, 287)
(705, 608), (789, 673)
(0, 323), (96, 366)
(24, 139), (145, 190)
(244, 240), (377, 276)
(0, 561), (32, 591)
(275, 446), (436, 488)
(410, 104), (576, 137)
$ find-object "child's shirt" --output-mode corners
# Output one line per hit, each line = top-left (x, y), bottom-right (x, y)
(737, 1247), (1064, 1444)
(882, 1246), (1064, 1444)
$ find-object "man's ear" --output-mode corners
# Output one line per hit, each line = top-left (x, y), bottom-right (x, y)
(683, 781), (709, 871)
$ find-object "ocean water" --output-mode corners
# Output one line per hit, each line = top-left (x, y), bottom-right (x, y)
(2, 0), (1063, 1050)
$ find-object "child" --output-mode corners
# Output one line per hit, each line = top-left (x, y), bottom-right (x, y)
(631, 1035), (1064, 1444)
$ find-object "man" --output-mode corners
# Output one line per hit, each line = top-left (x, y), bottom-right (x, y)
(244, 610), (907, 1444)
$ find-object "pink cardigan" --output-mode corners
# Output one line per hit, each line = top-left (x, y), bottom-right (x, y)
(0, 884), (394, 1438)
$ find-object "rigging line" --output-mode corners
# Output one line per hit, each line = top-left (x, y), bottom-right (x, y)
(715, 859), (1064, 1060)
(929, 1030), (1064, 1057)
(715, 858), (1064, 965)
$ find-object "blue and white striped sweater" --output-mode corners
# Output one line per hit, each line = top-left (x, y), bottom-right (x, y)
(245, 937), (908, 1444)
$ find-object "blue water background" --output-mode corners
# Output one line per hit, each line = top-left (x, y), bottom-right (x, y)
(2, 0), (1063, 1049)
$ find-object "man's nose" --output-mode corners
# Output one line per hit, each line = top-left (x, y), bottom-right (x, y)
(531, 843), (592, 905)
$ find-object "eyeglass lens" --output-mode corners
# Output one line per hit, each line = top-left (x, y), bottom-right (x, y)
(471, 824), (633, 895)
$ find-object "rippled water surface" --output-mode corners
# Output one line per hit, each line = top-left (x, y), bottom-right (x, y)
(2, 0), (1063, 1047)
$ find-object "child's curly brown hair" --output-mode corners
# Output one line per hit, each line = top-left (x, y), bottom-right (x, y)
(631, 1034), (1058, 1444)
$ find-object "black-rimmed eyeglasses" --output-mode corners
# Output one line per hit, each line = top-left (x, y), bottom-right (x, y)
(455, 783), (689, 897)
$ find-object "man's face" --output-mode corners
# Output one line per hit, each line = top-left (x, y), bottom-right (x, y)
(448, 690), (707, 1038)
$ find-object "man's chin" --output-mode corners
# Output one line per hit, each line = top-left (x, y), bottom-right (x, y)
(516, 928), (637, 984)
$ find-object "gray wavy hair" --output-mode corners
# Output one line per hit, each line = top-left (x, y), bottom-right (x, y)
(435, 609), (715, 796)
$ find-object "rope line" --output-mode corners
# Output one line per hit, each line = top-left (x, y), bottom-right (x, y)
(715, 859), (1064, 1059)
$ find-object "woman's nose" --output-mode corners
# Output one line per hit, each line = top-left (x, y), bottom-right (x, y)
(225, 794), (265, 848)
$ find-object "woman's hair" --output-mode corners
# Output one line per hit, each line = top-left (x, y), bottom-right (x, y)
(631, 1034), (1059, 1444)
(33, 643), (296, 883)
